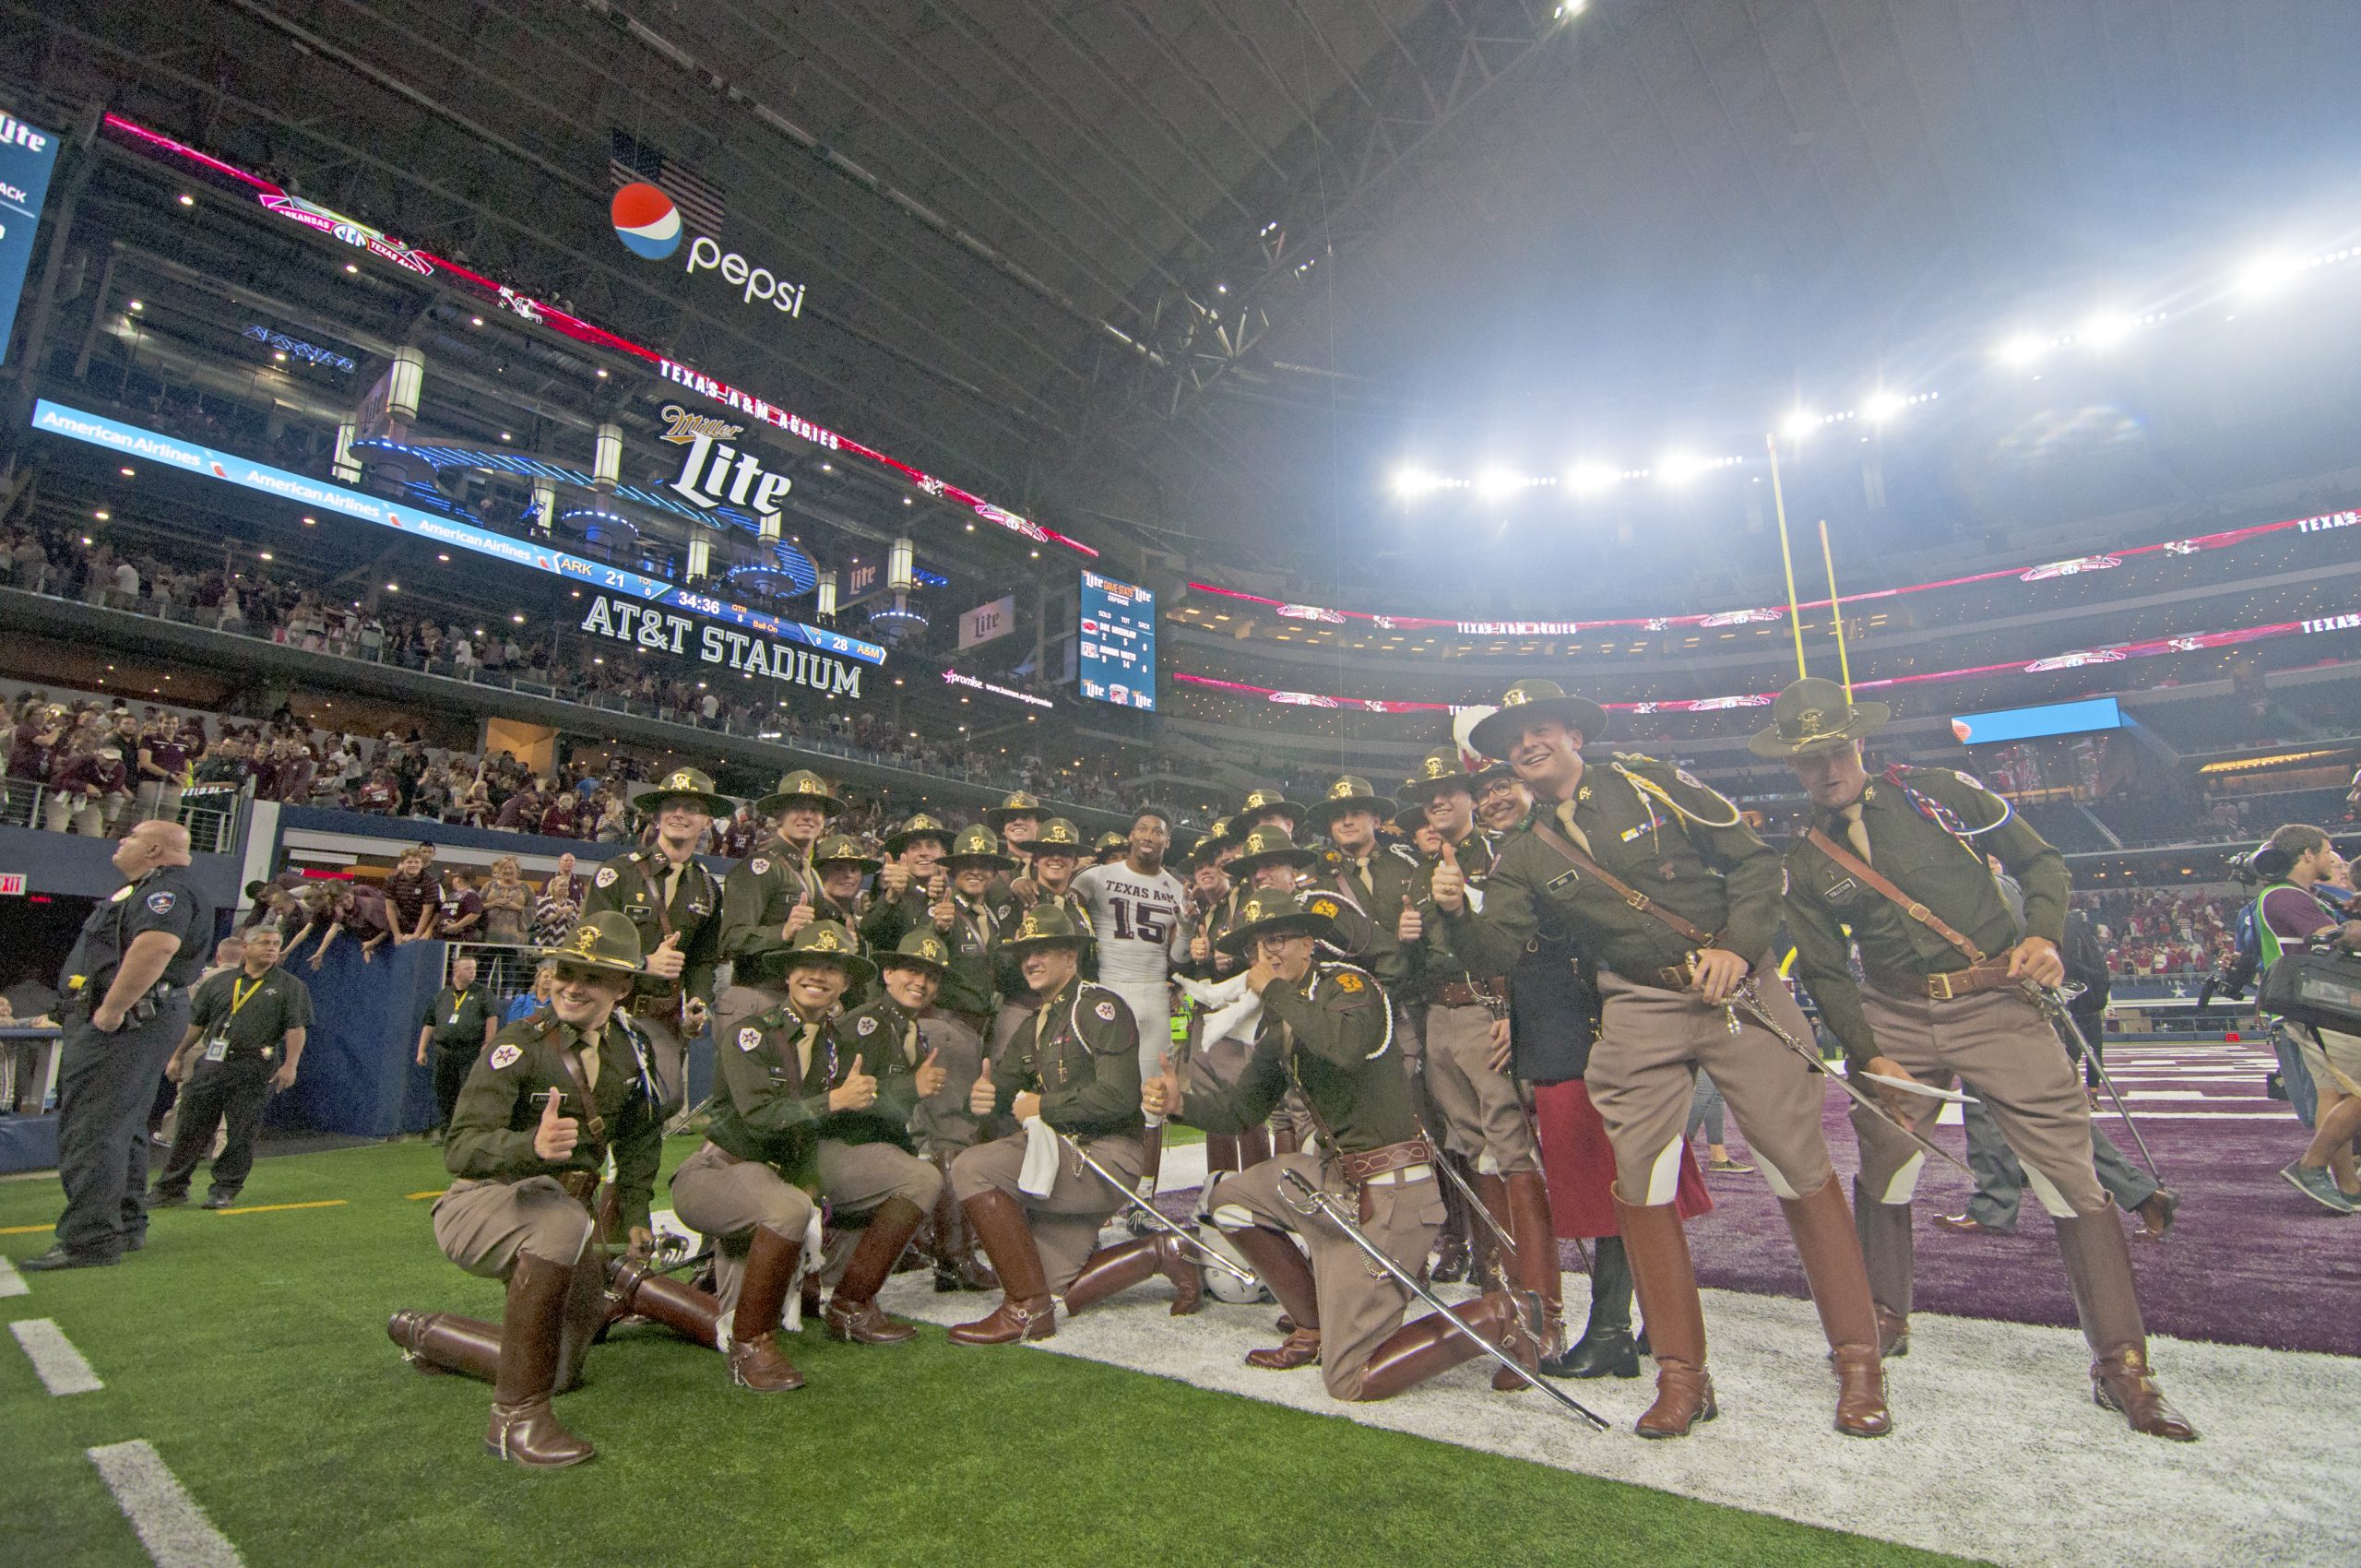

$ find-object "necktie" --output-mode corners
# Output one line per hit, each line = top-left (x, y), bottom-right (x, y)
(573, 1036), (600, 1091)
(904, 1016), (922, 1067)
(1352, 856), (1372, 897)
(794, 1021), (819, 1080)
(1553, 800), (1594, 855)
(1841, 802), (1873, 864)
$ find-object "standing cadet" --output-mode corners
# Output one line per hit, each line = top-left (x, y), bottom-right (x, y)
(409, 913), (672, 1467)
(939, 826), (1017, 1037)
(1301, 778), (1417, 988)
(150, 924), (309, 1209)
(1759, 678), (2195, 1440)
(860, 813), (956, 950)
(1148, 891), (1543, 1399)
(809, 834), (879, 932)
(984, 789), (1046, 878)
(1180, 818), (1244, 980)
(995, 817), (1098, 1070)
(718, 769), (841, 1042)
(416, 954), (500, 1135)
(579, 767), (731, 1108)
(1395, 749), (1555, 1348)
(1436, 680), (1888, 1439)
(1071, 807), (1192, 1215)
(23, 820), (213, 1272)
(946, 906), (1199, 1343)
(670, 922), (942, 1388)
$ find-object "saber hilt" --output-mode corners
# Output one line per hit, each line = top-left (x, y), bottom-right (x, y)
(1060, 1132), (1260, 1289)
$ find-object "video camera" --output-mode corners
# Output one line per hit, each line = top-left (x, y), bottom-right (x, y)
(2260, 937), (2361, 1037)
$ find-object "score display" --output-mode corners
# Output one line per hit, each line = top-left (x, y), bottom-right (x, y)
(1077, 571), (1157, 710)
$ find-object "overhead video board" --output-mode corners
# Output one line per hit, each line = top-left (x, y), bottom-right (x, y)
(1078, 571), (1156, 711)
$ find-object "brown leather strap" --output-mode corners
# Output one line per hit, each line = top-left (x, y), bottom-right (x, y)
(1803, 826), (1987, 966)
(1864, 961), (2015, 1001)
(1528, 817), (1719, 948)
(1335, 1136), (1436, 1183)
(551, 1033), (609, 1157)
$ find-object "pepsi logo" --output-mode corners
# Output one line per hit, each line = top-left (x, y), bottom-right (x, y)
(611, 183), (682, 260)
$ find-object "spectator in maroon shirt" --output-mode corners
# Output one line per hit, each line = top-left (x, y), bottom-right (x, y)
(434, 867), (484, 940)
(379, 847), (443, 944)
(137, 714), (191, 824)
(538, 788), (579, 839)
(493, 781), (545, 831)
(44, 743), (134, 836)
(297, 880), (399, 968)
(351, 766), (399, 814)
(9, 701), (65, 788)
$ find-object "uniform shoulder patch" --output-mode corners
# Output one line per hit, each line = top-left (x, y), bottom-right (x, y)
(1673, 767), (1703, 789)
(751, 857), (770, 876)
(857, 1016), (878, 1037)
(737, 1027), (764, 1052)
(1095, 999), (1118, 1021)
(594, 865), (619, 888)
(1308, 896), (1341, 921)
(1334, 970), (1364, 992)
(146, 890), (177, 913)
(1952, 769), (1987, 792)
(488, 1042), (523, 1070)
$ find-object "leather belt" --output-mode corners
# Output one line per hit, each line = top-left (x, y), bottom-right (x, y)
(626, 993), (682, 1019)
(1613, 956), (1697, 992)
(1865, 962), (2018, 1002)
(1336, 1136), (1436, 1184)
(1358, 1163), (1434, 1187)
(1428, 980), (1504, 1009)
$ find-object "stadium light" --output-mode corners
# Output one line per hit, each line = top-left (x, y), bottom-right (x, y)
(1656, 451), (1704, 485)
(2236, 250), (2303, 299)
(1780, 408), (1820, 441)
(1861, 388), (1907, 424)
(1995, 333), (2047, 369)
(1474, 467), (1525, 501)
(1392, 466), (1442, 500)
(1564, 462), (1620, 496)
(2082, 309), (2140, 350)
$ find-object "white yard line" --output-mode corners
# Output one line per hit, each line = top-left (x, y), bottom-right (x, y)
(87, 1441), (243, 1568)
(10, 1316), (101, 1395)
(878, 1276), (2358, 1568)
(0, 1254), (26, 1298)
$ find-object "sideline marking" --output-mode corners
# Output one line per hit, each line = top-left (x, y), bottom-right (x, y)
(0, 1254), (26, 1297)
(405, 1189), (448, 1201)
(211, 1200), (347, 1217)
(11, 1316), (103, 1395)
(88, 1440), (243, 1568)
(0, 1222), (56, 1235)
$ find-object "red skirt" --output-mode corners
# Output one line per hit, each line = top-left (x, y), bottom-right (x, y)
(1531, 1079), (1712, 1239)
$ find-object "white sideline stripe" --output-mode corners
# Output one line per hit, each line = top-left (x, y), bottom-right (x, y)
(87, 1441), (243, 1568)
(0, 1254), (26, 1297)
(11, 1317), (101, 1394)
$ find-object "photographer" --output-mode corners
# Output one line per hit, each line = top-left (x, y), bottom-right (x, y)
(2251, 825), (2361, 1213)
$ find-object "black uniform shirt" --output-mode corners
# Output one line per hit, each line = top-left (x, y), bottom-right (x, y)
(425, 984), (497, 1050)
(60, 864), (213, 994)
(190, 964), (313, 1057)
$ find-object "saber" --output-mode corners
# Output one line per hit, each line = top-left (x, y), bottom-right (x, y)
(2032, 985), (2164, 1182)
(1276, 1168), (1608, 1430)
(1730, 981), (1973, 1177)
(1413, 1115), (1519, 1266)
(1059, 1132), (1259, 1289)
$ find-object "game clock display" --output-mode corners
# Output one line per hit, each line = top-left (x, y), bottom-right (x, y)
(1078, 571), (1157, 710)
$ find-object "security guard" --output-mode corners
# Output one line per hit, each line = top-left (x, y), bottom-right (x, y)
(401, 913), (672, 1467)
(150, 923), (310, 1209)
(1150, 891), (1542, 1401)
(24, 820), (213, 1271)
(1437, 680), (1888, 1440)
(670, 922), (942, 1390)
(581, 766), (730, 1103)
(1761, 677), (2194, 1441)
(946, 906), (1198, 1343)
(416, 953), (499, 1134)
(718, 768), (842, 1043)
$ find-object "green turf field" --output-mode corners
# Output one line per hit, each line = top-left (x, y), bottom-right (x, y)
(0, 1139), (1987, 1568)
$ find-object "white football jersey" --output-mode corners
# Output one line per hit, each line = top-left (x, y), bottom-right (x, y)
(1072, 861), (1191, 984)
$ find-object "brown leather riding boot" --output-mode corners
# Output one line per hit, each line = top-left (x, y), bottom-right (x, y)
(929, 1158), (999, 1293)
(725, 1225), (806, 1392)
(1226, 1225), (1323, 1368)
(2055, 1201), (2197, 1441)
(1060, 1230), (1204, 1317)
(1493, 1170), (1564, 1388)
(1852, 1176), (1914, 1359)
(387, 1310), (501, 1382)
(948, 1190), (1057, 1344)
(1204, 1134), (1240, 1176)
(1430, 1157), (1472, 1284)
(1780, 1176), (1892, 1437)
(1468, 1170), (1511, 1295)
(1353, 1290), (1538, 1402)
(1271, 1124), (1299, 1158)
(606, 1259), (721, 1349)
(1615, 1187), (1716, 1438)
(484, 1254), (595, 1467)
(552, 1248), (613, 1395)
(823, 1196), (927, 1344)
(1238, 1125), (1275, 1170)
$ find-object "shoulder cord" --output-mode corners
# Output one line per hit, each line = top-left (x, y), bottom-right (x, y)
(1311, 963), (1394, 1060)
(1613, 760), (1745, 833)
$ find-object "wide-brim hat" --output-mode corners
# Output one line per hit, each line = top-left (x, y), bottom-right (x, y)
(1032, 817), (1086, 855)
(879, 929), (953, 977)
(945, 825), (1017, 871)
(755, 769), (845, 818)
(1466, 680), (1609, 762)
(538, 910), (652, 976)
(1303, 776), (1400, 835)
(1001, 903), (1088, 956)
(811, 834), (882, 875)
(1216, 890), (1340, 956)
(1228, 823), (1318, 877)
(1234, 786), (1306, 831)
(983, 790), (1047, 830)
(1183, 816), (1234, 865)
(1747, 677), (1891, 758)
(884, 813), (954, 857)
(1399, 748), (1479, 805)
(1092, 832), (1129, 861)
(630, 766), (736, 816)
(774, 921), (877, 987)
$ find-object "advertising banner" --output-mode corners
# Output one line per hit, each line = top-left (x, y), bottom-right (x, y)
(0, 112), (62, 364)
(959, 595), (1015, 650)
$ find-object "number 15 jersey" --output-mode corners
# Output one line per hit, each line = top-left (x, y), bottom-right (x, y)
(1070, 861), (1190, 986)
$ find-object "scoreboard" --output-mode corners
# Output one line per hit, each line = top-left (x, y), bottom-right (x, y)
(1077, 571), (1156, 711)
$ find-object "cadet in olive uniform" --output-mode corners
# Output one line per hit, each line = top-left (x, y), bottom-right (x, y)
(808, 833), (880, 934)
(1090, 830), (1128, 866)
(1440, 680), (1888, 1440)
(671, 921), (941, 1391)
(947, 906), (1199, 1343)
(404, 913), (673, 1467)
(984, 789), (1046, 885)
(1761, 678), (2194, 1441)
(860, 813), (957, 951)
(24, 820), (214, 1272)
(579, 766), (731, 1108)
(938, 826), (1017, 1034)
(1152, 891), (1543, 1401)
(992, 816), (1098, 1070)
(151, 924), (311, 1209)
(1301, 777), (1418, 989)
(417, 953), (499, 1134)
(718, 769), (843, 1045)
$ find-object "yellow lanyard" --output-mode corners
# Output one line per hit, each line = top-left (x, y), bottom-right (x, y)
(228, 975), (267, 1016)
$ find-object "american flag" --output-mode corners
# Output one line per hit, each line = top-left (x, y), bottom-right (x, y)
(609, 130), (727, 237)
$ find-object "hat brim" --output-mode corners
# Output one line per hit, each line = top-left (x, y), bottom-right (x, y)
(1746, 702), (1889, 758)
(813, 852), (883, 875)
(1237, 801), (1306, 829)
(1228, 845), (1319, 876)
(1399, 773), (1477, 805)
(1002, 930), (1086, 958)
(982, 805), (1044, 829)
(631, 786), (736, 816)
(532, 945), (649, 978)
(1216, 909), (1337, 957)
(883, 828), (953, 856)
(755, 790), (845, 818)
(777, 948), (879, 988)
(1303, 794), (1399, 834)
(948, 849), (1018, 872)
(1467, 696), (1608, 762)
(878, 950), (949, 978)
(1030, 838), (1085, 859)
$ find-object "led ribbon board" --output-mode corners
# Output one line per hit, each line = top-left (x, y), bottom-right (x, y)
(1950, 697), (2126, 745)
(30, 398), (884, 665)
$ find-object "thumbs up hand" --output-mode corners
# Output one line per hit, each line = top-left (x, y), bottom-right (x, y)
(831, 1053), (878, 1112)
(968, 1071), (1001, 1117)
(916, 1045), (947, 1099)
(533, 1091), (580, 1161)
(1396, 892), (1423, 944)
(782, 887), (815, 941)
(646, 929), (687, 980)
(1430, 841), (1466, 913)
(1141, 1050), (1184, 1118)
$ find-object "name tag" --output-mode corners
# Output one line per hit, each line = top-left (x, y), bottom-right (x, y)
(204, 1037), (230, 1063)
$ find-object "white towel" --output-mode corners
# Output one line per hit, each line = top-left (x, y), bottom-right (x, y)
(1018, 1115), (1063, 1197)
(778, 1205), (826, 1334)
(1178, 971), (1261, 1046)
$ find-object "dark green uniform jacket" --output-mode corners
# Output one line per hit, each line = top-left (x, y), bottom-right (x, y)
(1180, 961), (1418, 1154)
(707, 1001), (924, 1183)
(1404, 828), (1505, 1003)
(982, 978), (1144, 1139)
(1306, 843), (1418, 988)
(718, 837), (821, 981)
(579, 849), (722, 1010)
(1784, 766), (2065, 1071)
(445, 1010), (670, 1233)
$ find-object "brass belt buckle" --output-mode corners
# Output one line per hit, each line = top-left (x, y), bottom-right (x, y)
(1928, 971), (1954, 1003)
